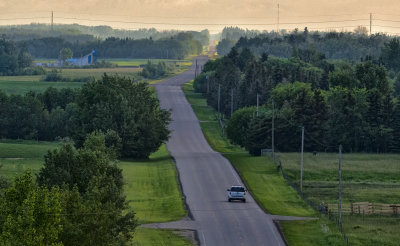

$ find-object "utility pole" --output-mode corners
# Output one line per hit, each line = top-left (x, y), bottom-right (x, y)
(338, 144), (343, 225)
(231, 88), (234, 117)
(256, 93), (259, 117)
(206, 74), (209, 94)
(195, 59), (198, 79)
(300, 126), (304, 192)
(370, 13), (372, 35)
(272, 99), (275, 162)
(218, 84), (221, 117)
(277, 4), (280, 33)
(51, 11), (54, 31)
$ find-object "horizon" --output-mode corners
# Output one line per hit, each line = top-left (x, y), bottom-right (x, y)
(0, 0), (400, 35)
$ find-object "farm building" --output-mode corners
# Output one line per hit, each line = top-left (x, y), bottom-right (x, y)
(66, 50), (97, 66)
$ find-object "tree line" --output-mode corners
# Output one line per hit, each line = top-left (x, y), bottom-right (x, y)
(217, 27), (391, 62)
(1, 23), (210, 46)
(20, 32), (203, 59)
(0, 74), (170, 158)
(0, 37), (45, 76)
(194, 47), (400, 154)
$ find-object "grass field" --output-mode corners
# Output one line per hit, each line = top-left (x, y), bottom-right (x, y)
(0, 140), (191, 245)
(105, 58), (192, 68)
(119, 144), (186, 224)
(0, 79), (83, 94)
(1, 59), (191, 94)
(278, 152), (400, 246)
(278, 152), (400, 204)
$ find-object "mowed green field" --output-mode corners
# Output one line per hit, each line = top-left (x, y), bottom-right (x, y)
(119, 144), (186, 224)
(0, 140), (190, 245)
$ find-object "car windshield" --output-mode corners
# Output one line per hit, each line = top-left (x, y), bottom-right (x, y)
(231, 187), (244, 192)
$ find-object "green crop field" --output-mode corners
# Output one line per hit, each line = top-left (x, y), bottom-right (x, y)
(183, 81), (400, 246)
(0, 61), (190, 94)
(0, 140), (191, 245)
(106, 58), (192, 68)
(56, 67), (141, 79)
(0, 79), (83, 94)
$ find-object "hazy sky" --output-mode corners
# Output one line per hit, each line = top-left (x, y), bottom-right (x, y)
(1, 0), (400, 34)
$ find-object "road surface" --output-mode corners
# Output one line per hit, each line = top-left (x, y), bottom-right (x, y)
(153, 56), (287, 246)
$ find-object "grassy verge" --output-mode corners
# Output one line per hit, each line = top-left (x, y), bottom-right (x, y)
(0, 140), (191, 245)
(119, 144), (186, 224)
(280, 218), (344, 246)
(132, 228), (192, 246)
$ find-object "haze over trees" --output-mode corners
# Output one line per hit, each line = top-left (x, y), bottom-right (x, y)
(217, 27), (390, 61)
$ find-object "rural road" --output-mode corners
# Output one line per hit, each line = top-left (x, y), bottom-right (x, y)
(153, 56), (287, 246)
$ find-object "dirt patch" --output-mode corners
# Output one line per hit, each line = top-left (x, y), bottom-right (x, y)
(171, 229), (199, 246)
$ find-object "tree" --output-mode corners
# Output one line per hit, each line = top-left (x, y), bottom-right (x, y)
(0, 171), (62, 246)
(60, 48), (73, 61)
(381, 38), (400, 71)
(74, 74), (170, 158)
(226, 106), (257, 147)
(37, 132), (137, 246)
(391, 97), (400, 152)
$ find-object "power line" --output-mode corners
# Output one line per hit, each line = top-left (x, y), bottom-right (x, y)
(54, 16), (369, 27)
(0, 17), (48, 21)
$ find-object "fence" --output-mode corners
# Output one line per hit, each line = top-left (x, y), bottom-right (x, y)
(327, 202), (400, 216)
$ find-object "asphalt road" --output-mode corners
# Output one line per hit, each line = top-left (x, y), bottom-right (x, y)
(154, 56), (286, 246)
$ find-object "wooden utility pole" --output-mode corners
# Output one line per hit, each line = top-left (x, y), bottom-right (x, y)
(206, 74), (209, 94)
(256, 93), (259, 117)
(300, 126), (304, 192)
(338, 144), (343, 225)
(218, 84), (221, 116)
(51, 11), (54, 31)
(230, 88), (234, 117)
(277, 4), (280, 33)
(272, 100), (275, 162)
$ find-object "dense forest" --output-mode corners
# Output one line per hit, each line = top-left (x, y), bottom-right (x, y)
(217, 27), (392, 61)
(195, 41), (400, 154)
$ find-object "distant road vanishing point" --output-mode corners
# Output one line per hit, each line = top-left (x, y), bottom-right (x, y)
(153, 55), (287, 246)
